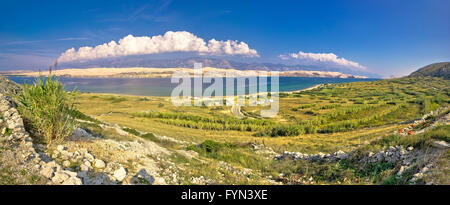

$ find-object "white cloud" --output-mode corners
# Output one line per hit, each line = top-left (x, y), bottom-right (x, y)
(279, 51), (366, 70)
(58, 31), (259, 62)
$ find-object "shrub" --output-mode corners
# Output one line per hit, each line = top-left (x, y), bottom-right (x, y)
(70, 109), (101, 124)
(138, 97), (149, 101)
(200, 140), (223, 153)
(298, 104), (316, 109)
(304, 110), (315, 115)
(18, 76), (77, 145)
(105, 96), (127, 103)
(3, 127), (12, 136)
(188, 140), (235, 155)
(122, 127), (140, 136)
(254, 125), (303, 137)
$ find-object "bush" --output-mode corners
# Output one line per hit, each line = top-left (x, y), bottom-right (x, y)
(200, 140), (223, 153)
(122, 127), (140, 136)
(70, 109), (101, 124)
(254, 125), (303, 137)
(18, 76), (77, 145)
(188, 140), (235, 155)
(105, 96), (127, 103)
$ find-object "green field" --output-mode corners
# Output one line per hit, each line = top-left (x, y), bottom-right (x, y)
(76, 77), (448, 152)
(73, 76), (449, 184)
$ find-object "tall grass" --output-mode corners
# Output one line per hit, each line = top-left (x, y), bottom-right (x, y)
(18, 76), (77, 145)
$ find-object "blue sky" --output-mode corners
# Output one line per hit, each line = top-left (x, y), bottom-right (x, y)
(0, 0), (449, 77)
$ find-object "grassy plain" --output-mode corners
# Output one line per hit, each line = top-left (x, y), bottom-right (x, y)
(65, 76), (450, 184)
(75, 77), (449, 154)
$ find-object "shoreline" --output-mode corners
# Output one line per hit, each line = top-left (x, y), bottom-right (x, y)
(281, 84), (323, 94)
(75, 83), (325, 98)
(2, 67), (368, 79)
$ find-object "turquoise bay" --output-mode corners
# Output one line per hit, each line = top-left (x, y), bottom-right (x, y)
(8, 76), (378, 96)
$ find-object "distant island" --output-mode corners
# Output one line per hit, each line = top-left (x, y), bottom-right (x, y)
(3, 67), (367, 79)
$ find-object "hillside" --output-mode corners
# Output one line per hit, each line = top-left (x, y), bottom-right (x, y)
(409, 62), (450, 79)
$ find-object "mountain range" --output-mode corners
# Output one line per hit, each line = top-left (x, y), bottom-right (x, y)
(58, 56), (379, 78)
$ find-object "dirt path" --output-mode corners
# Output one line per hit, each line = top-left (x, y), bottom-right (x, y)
(231, 104), (244, 118)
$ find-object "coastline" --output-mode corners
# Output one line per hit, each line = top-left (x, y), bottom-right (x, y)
(281, 84), (323, 94)
(2, 67), (368, 79)
(73, 83), (325, 98)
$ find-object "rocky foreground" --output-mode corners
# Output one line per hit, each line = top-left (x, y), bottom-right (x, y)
(0, 80), (277, 184)
(275, 106), (450, 184)
(1, 90), (181, 184)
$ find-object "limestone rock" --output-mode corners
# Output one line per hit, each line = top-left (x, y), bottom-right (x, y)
(94, 159), (106, 169)
(432, 141), (450, 149)
(63, 160), (71, 167)
(84, 152), (95, 162)
(73, 128), (93, 138)
(113, 167), (127, 181)
(56, 145), (65, 152)
(62, 177), (83, 185)
(39, 167), (55, 179)
(62, 170), (78, 178)
(52, 171), (70, 183)
(397, 166), (407, 176)
(80, 164), (90, 172)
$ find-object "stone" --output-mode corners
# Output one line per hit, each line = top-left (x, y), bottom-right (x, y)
(407, 146), (414, 151)
(84, 152), (95, 161)
(39, 167), (55, 178)
(83, 161), (92, 168)
(94, 159), (106, 169)
(63, 160), (71, 167)
(397, 166), (407, 176)
(132, 169), (154, 184)
(77, 171), (88, 178)
(51, 153), (59, 159)
(72, 128), (93, 138)
(411, 172), (423, 181)
(61, 177), (82, 185)
(45, 161), (58, 169)
(113, 167), (127, 181)
(104, 162), (121, 174)
(78, 148), (88, 154)
(80, 164), (90, 171)
(56, 145), (65, 152)
(420, 167), (430, 173)
(59, 150), (72, 160)
(52, 171), (70, 183)
(82, 174), (111, 185)
(432, 141), (450, 149)
(62, 170), (78, 178)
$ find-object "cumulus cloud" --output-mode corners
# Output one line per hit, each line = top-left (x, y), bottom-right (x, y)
(279, 51), (366, 70)
(58, 31), (259, 62)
